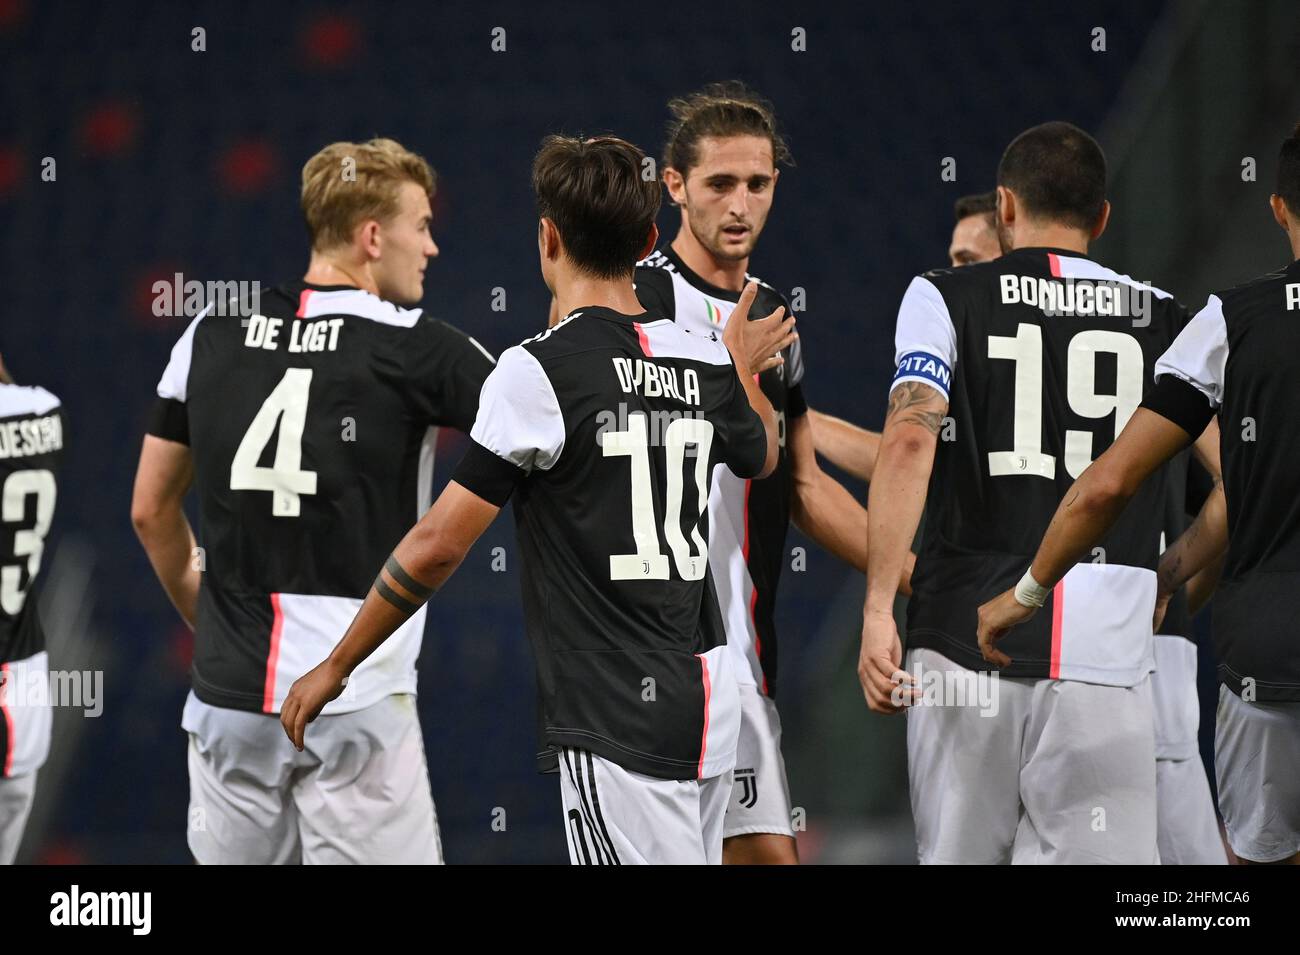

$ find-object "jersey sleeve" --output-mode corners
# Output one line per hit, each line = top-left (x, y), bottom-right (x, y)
(450, 345), (565, 506)
(147, 306), (211, 445)
(633, 267), (676, 321)
(891, 275), (957, 401)
(715, 357), (769, 479)
(403, 317), (496, 432)
(1140, 294), (1226, 437)
(785, 333), (807, 418)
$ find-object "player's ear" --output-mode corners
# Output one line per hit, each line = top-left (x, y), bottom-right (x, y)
(539, 218), (561, 260)
(638, 223), (659, 262)
(1090, 200), (1111, 241)
(1270, 194), (1290, 232)
(356, 219), (383, 260)
(662, 166), (686, 206)
(995, 186), (1015, 227)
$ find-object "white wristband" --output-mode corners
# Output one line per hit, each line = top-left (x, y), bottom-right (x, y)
(1013, 569), (1050, 608)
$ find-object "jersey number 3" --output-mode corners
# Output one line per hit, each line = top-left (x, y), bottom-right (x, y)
(603, 414), (715, 582)
(230, 368), (319, 517)
(988, 324), (1144, 479)
(1, 470), (56, 615)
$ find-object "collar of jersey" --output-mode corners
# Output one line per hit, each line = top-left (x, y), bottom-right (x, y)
(661, 246), (748, 303)
(565, 304), (666, 326)
(1011, 246), (1096, 262)
(296, 280), (367, 293)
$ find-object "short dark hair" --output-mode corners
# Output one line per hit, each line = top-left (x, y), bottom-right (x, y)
(1277, 122), (1300, 215)
(663, 81), (793, 177)
(997, 122), (1107, 230)
(954, 191), (997, 226)
(531, 135), (661, 279)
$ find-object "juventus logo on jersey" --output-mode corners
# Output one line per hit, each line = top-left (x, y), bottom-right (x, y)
(735, 767), (758, 808)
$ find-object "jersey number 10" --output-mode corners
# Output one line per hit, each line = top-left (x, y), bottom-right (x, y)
(603, 414), (715, 582)
(987, 323), (1144, 480)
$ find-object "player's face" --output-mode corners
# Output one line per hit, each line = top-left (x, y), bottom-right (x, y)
(677, 135), (777, 263)
(373, 181), (439, 305)
(948, 215), (1001, 266)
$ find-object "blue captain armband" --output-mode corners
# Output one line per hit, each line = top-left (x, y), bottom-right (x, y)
(891, 351), (952, 400)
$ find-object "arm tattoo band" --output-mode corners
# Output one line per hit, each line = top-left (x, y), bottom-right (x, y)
(385, 555), (434, 600)
(374, 575), (423, 616)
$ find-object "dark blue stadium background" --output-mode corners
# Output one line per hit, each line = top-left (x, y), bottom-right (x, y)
(0, 0), (1188, 862)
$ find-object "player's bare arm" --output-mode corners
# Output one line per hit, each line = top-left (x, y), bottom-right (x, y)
(1184, 417), (1225, 614)
(281, 481), (500, 750)
(807, 409), (882, 482)
(860, 380), (947, 713)
(1154, 479), (1228, 632)
(130, 435), (200, 629)
(976, 408), (1195, 666)
(722, 281), (780, 478)
(788, 412), (914, 591)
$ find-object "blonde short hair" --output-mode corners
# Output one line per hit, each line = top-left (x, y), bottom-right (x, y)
(300, 137), (436, 251)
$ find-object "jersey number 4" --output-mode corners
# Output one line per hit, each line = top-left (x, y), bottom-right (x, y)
(603, 414), (715, 582)
(988, 323), (1143, 479)
(230, 368), (319, 517)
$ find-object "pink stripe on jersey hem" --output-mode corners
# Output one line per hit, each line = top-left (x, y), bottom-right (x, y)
(296, 289), (313, 318)
(633, 322), (652, 356)
(1, 663), (13, 776)
(263, 594), (284, 713)
(740, 479), (769, 696)
(697, 654), (712, 779)
(1049, 580), (1064, 679)
(1047, 253), (1062, 277)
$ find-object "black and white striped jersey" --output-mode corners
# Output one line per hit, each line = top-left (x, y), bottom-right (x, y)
(451, 304), (768, 781)
(0, 383), (62, 779)
(147, 282), (494, 715)
(1141, 257), (1300, 701)
(0, 383), (63, 670)
(894, 247), (1189, 684)
(635, 247), (806, 698)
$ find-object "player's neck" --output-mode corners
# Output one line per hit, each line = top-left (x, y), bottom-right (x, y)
(1288, 229), (1300, 261)
(552, 271), (644, 324)
(303, 252), (380, 297)
(670, 230), (749, 293)
(1010, 224), (1090, 256)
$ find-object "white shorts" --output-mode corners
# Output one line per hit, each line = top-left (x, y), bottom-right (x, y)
(1215, 685), (1300, 863)
(184, 690), (442, 864)
(1, 651), (53, 778)
(1156, 756), (1227, 864)
(906, 647), (1158, 865)
(558, 746), (732, 864)
(0, 771), (37, 865)
(1151, 635), (1226, 864)
(723, 684), (794, 839)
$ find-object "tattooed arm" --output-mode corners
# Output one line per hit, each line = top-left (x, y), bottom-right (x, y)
(859, 381), (946, 713)
(281, 481), (500, 749)
(1155, 479), (1228, 631)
